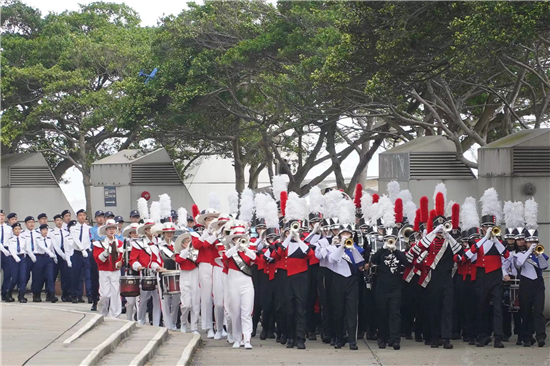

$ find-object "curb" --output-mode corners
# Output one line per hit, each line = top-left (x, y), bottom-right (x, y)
(79, 321), (136, 366)
(177, 333), (202, 366)
(64, 314), (104, 344)
(129, 327), (169, 366)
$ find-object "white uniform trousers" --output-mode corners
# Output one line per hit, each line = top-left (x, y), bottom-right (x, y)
(223, 272), (233, 341)
(198, 262), (213, 330)
(137, 288), (161, 326)
(125, 296), (137, 321)
(227, 269), (254, 343)
(180, 267), (200, 331)
(98, 270), (122, 319)
(161, 293), (180, 330)
(212, 265), (225, 332)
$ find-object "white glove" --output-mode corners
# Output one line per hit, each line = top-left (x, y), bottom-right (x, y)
(14, 256), (21, 263)
(200, 231), (210, 241)
(1, 247), (9, 256)
(82, 250), (88, 258)
(53, 256), (58, 264)
(484, 229), (492, 239)
(67, 258), (72, 268)
(225, 246), (238, 257)
(435, 224), (445, 234)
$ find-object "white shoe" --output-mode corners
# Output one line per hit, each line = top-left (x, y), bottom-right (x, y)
(207, 329), (215, 339)
(214, 331), (222, 340)
(233, 341), (240, 349)
(180, 325), (187, 333)
(245, 342), (253, 349)
(227, 335), (235, 343)
(240, 340), (245, 347)
(221, 329), (228, 337)
(192, 330), (200, 335)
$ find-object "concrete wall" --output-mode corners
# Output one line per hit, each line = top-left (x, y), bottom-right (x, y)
(3, 187), (74, 224)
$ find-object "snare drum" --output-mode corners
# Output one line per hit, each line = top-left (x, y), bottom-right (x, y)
(160, 270), (180, 295)
(120, 276), (140, 297)
(509, 278), (520, 312)
(141, 276), (157, 291)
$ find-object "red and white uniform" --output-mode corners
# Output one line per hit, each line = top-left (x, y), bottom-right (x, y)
(175, 238), (200, 333)
(159, 238), (180, 331)
(93, 237), (123, 318)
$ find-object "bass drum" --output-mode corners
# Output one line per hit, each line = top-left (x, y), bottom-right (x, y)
(120, 276), (140, 297)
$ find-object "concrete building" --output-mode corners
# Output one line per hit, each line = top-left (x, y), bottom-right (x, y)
(378, 136), (477, 204)
(90, 148), (194, 220)
(478, 128), (550, 240)
(1, 153), (74, 221)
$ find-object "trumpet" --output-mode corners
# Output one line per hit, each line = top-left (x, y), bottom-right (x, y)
(444, 221), (453, 232)
(491, 226), (501, 237)
(290, 222), (301, 232)
(386, 237), (396, 247)
(238, 237), (250, 251)
(534, 244), (545, 255)
(344, 237), (354, 249)
(399, 226), (414, 243)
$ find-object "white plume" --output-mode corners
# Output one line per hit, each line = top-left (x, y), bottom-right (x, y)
(503, 201), (514, 228)
(445, 200), (456, 218)
(286, 192), (307, 221)
(338, 199), (356, 226)
(308, 186), (323, 214)
(264, 195), (280, 229)
(272, 175), (288, 202)
(398, 189), (413, 204)
(404, 201), (417, 223)
(238, 188), (255, 222)
(387, 181), (401, 202)
(369, 203), (379, 226)
(177, 207), (188, 228)
(461, 197), (479, 231)
(377, 195), (396, 228)
(254, 193), (268, 219)
(361, 192), (373, 222)
(321, 190), (343, 219)
(524, 197), (538, 230)
(512, 201), (525, 228)
(208, 192), (221, 211)
(150, 201), (161, 223)
(433, 183), (447, 205)
(480, 188), (501, 220)
(228, 190), (239, 215)
(137, 197), (149, 219)
(159, 193), (172, 218)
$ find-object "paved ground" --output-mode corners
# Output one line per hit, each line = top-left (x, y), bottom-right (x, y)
(191, 331), (550, 366)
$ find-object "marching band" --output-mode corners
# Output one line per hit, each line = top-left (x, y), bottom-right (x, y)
(0, 180), (547, 351)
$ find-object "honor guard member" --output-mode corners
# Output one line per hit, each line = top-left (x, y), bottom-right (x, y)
(114, 216), (124, 242)
(513, 198), (548, 347)
(52, 214), (73, 302)
(33, 224), (58, 303)
(175, 230), (201, 334)
(70, 209), (91, 303)
(89, 210), (107, 310)
(93, 219), (124, 318)
(130, 220), (164, 327)
(328, 224), (365, 350)
(7, 223), (35, 302)
(61, 209), (71, 231)
(1, 210), (14, 302)
(122, 223), (140, 320)
(36, 213), (57, 296)
(158, 222), (181, 330)
(104, 211), (115, 220)
(129, 210), (141, 224)
(21, 216), (39, 294)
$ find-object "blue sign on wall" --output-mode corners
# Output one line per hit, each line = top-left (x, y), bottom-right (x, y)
(104, 186), (117, 207)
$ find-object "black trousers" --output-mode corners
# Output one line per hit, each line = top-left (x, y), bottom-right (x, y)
(475, 268), (504, 339)
(358, 274), (367, 334)
(317, 266), (330, 338)
(260, 272), (275, 333)
(285, 271), (309, 342)
(456, 275), (476, 340)
(323, 267), (336, 339)
(376, 284), (402, 343)
(332, 272), (359, 344)
(402, 278), (423, 337)
(452, 274), (460, 336)
(306, 263), (321, 334)
(519, 276), (546, 342)
(251, 264), (262, 330)
(426, 274), (454, 340)
(364, 278), (378, 337)
(89, 254), (99, 302)
(275, 269), (288, 338)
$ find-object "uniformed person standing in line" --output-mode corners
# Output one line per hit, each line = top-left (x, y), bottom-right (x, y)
(7, 223), (35, 302)
(33, 224), (58, 303)
(70, 210), (91, 303)
(21, 216), (38, 297)
(52, 214), (73, 302)
(1, 210), (14, 302)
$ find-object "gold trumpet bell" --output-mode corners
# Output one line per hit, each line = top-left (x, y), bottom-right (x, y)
(534, 244), (544, 255)
(492, 226), (501, 237)
(344, 238), (354, 249)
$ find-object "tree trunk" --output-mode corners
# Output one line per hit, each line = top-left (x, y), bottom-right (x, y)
(83, 169), (93, 223)
(248, 163), (259, 189)
(325, 120), (346, 190)
(232, 138), (245, 193)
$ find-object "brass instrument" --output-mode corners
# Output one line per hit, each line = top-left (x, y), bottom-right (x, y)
(399, 226), (414, 243)
(491, 226), (501, 237)
(444, 221), (453, 232)
(344, 237), (354, 249)
(238, 237), (250, 251)
(386, 237), (396, 247)
(534, 244), (545, 255)
(290, 222), (300, 232)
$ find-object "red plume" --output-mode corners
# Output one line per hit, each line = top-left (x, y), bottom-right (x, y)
(427, 209), (436, 233)
(413, 209), (421, 232)
(354, 184), (363, 208)
(420, 196), (429, 223)
(435, 192), (445, 217)
(280, 191), (288, 217)
(394, 198), (403, 223)
(452, 203), (460, 229)
(372, 193), (380, 204)
(191, 204), (200, 222)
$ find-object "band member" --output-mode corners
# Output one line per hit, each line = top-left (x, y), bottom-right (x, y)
(70, 209), (91, 304)
(1, 210), (14, 302)
(514, 198), (547, 348)
(158, 222), (180, 330)
(7, 223), (35, 303)
(258, 228), (279, 340)
(122, 223), (141, 321)
(223, 226), (256, 349)
(175, 230), (200, 334)
(251, 218), (266, 338)
(34, 224), (58, 303)
(93, 219), (124, 318)
(90, 210), (107, 311)
(130, 220), (165, 326)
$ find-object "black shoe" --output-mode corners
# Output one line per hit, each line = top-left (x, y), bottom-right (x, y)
(297, 341), (306, 350)
(87, 297), (93, 304)
(438, 339), (444, 346)
(260, 330), (267, 340)
(308, 333), (317, 341)
(444, 339), (453, 349)
(275, 334), (281, 343)
(366, 332), (377, 341)
(251, 328), (256, 338)
(357, 331), (365, 340)
(393, 343), (400, 350)
(350, 342), (358, 350)
(468, 339), (476, 346)
(377, 339), (386, 349)
(266, 331), (275, 339)
(33, 294), (42, 302)
(494, 339), (504, 348)
(91, 302), (97, 311)
(530, 337), (537, 346)
(516, 339), (523, 346)
(405, 334), (412, 340)
(78, 296), (85, 303)
(49, 293), (58, 303)
(484, 337), (492, 345)
(523, 340), (531, 347)
(334, 342), (342, 349)
(18, 296), (27, 303)
(7, 296), (15, 303)
(330, 338), (336, 346)
(537, 340), (545, 347)
(121, 307), (126, 314)
(2, 295), (7, 302)
(72, 297), (78, 304)
(452, 333), (460, 340)
(431, 340), (439, 348)
(415, 336), (423, 342)
(286, 340), (294, 348)
(280, 335), (287, 345)
(322, 336), (331, 344)
(388, 341), (394, 347)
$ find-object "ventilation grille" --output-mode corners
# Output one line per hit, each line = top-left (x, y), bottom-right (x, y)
(513, 148), (550, 175)
(131, 164), (182, 185)
(409, 153), (474, 179)
(9, 167), (58, 186)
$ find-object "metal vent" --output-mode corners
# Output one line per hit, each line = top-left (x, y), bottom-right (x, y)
(9, 167), (58, 186)
(409, 153), (475, 179)
(131, 163), (182, 185)
(513, 148), (550, 175)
